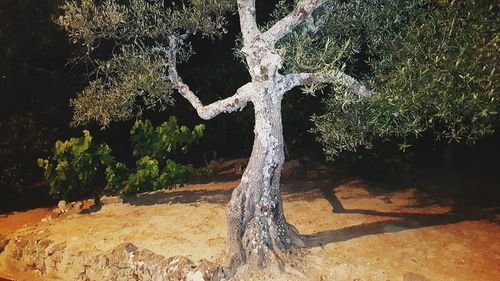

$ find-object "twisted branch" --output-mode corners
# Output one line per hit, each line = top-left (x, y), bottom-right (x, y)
(165, 36), (253, 120)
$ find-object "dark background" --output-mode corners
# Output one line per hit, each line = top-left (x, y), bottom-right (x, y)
(1, 0), (498, 213)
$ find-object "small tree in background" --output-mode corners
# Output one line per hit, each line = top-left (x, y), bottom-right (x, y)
(57, 0), (498, 272)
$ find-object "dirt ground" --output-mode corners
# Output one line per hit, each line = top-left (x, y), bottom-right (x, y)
(0, 160), (499, 280)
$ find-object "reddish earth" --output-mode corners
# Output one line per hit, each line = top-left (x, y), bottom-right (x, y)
(0, 208), (52, 236)
(0, 159), (498, 280)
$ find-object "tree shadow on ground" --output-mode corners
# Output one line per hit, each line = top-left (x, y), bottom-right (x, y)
(301, 183), (498, 248)
(188, 173), (242, 185)
(124, 161), (336, 207)
(125, 178), (334, 206)
(121, 163), (498, 246)
(124, 188), (235, 206)
(122, 164), (244, 206)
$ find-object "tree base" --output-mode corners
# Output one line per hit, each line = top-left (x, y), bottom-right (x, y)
(226, 208), (307, 278)
(226, 244), (309, 281)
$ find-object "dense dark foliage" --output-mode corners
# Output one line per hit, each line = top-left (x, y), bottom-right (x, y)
(0, 0), (80, 211)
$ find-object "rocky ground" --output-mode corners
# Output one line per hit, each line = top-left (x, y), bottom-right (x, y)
(0, 160), (499, 280)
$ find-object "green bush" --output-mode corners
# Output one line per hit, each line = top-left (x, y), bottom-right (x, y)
(37, 130), (107, 200)
(118, 157), (194, 195)
(38, 117), (205, 200)
(130, 117), (205, 159)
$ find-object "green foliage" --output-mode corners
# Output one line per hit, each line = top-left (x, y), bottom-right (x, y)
(119, 158), (194, 195)
(306, 0), (499, 158)
(57, 0), (234, 45)
(71, 45), (175, 127)
(130, 116), (205, 159)
(57, 0), (235, 127)
(38, 118), (204, 199)
(37, 130), (107, 200)
(274, 0), (424, 76)
(371, 0), (499, 141)
(115, 116), (204, 195)
(58, 0), (499, 165)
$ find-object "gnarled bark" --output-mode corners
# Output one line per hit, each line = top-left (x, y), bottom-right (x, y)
(226, 86), (304, 272)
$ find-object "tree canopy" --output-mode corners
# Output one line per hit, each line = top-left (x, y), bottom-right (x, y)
(57, 0), (235, 127)
(58, 0), (499, 157)
(307, 0), (499, 158)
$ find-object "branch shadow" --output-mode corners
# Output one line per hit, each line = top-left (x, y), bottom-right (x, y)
(187, 173), (242, 185)
(123, 169), (338, 207)
(124, 189), (234, 206)
(123, 169), (242, 206)
(301, 183), (495, 248)
(125, 178), (336, 206)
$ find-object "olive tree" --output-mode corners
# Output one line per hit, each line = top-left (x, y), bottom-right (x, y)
(58, 0), (498, 272)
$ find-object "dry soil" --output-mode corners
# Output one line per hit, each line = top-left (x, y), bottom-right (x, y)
(0, 160), (498, 280)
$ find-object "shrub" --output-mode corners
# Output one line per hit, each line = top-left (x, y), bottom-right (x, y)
(38, 117), (204, 200)
(37, 130), (107, 201)
(130, 117), (205, 159)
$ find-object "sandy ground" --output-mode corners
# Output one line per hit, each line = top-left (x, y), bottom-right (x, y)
(0, 160), (499, 280)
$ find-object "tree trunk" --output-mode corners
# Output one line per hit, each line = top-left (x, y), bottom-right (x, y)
(226, 88), (304, 271)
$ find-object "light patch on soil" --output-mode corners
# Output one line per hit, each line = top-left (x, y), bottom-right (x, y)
(0, 161), (498, 280)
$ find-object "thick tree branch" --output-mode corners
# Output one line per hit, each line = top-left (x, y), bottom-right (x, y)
(281, 71), (375, 97)
(171, 79), (253, 120)
(164, 36), (252, 120)
(262, 0), (327, 45)
(237, 0), (260, 43)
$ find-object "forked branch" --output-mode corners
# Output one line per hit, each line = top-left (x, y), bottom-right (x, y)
(165, 36), (252, 120)
(171, 79), (253, 120)
(262, 0), (327, 45)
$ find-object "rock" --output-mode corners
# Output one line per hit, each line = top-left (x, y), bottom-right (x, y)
(41, 215), (53, 223)
(123, 242), (138, 253)
(37, 239), (54, 249)
(70, 201), (83, 212)
(4, 238), (221, 281)
(58, 200), (67, 213)
(166, 256), (196, 280)
(195, 259), (221, 280)
(187, 270), (205, 281)
(100, 195), (123, 205)
(57, 200), (85, 214)
(109, 242), (138, 258)
(96, 255), (109, 267)
(47, 242), (66, 255)
(0, 235), (10, 253)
